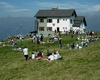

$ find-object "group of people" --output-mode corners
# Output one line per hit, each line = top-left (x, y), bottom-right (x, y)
(32, 34), (44, 44)
(23, 46), (62, 61)
(45, 50), (62, 62)
(66, 34), (99, 50)
(66, 41), (88, 50)
(10, 31), (99, 62)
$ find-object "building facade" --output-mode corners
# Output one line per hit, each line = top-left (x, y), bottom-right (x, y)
(34, 8), (87, 36)
(73, 16), (87, 34)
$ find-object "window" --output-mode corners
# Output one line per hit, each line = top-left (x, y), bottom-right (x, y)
(63, 27), (67, 29)
(57, 19), (59, 23)
(47, 19), (52, 23)
(63, 19), (67, 21)
(40, 19), (44, 23)
(39, 27), (44, 31)
(47, 27), (52, 31)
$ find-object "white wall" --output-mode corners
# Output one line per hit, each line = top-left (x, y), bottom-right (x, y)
(80, 22), (86, 33)
(73, 22), (86, 34)
(47, 18), (71, 32)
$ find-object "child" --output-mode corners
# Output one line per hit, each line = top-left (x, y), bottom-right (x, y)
(29, 51), (35, 59)
(31, 52), (35, 59)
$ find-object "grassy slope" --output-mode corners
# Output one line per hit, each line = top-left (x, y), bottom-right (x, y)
(0, 34), (100, 80)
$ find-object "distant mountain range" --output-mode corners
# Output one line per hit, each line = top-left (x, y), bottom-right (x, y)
(0, 17), (35, 40)
(0, 12), (100, 40)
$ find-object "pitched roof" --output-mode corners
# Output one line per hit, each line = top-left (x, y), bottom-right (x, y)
(73, 16), (87, 27)
(73, 24), (81, 27)
(74, 21), (82, 24)
(34, 9), (77, 17)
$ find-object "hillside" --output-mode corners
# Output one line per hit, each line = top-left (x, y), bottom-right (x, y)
(0, 33), (100, 80)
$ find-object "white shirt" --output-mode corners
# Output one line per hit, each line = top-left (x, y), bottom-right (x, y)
(23, 48), (28, 55)
(79, 46), (82, 49)
(32, 54), (35, 59)
(54, 53), (61, 60)
(54, 54), (58, 60)
(48, 55), (54, 61)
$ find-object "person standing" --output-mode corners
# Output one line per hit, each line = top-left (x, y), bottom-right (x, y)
(40, 35), (43, 42)
(23, 46), (28, 61)
(46, 50), (52, 56)
(37, 36), (40, 44)
(65, 30), (67, 35)
(58, 38), (62, 49)
(71, 33), (74, 39)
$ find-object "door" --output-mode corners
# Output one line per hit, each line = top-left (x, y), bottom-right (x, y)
(57, 27), (59, 32)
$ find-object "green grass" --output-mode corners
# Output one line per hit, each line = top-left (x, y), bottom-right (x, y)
(0, 34), (100, 80)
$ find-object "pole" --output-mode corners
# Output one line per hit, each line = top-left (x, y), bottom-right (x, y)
(20, 23), (22, 35)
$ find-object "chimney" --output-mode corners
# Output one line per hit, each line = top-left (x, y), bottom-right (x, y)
(52, 7), (58, 10)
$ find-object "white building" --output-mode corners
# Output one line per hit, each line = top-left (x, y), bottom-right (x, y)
(34, 8), (87, 36)
(73, 16), (87, 34)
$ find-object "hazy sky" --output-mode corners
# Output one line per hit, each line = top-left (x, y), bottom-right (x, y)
(0, 0), (100, 17)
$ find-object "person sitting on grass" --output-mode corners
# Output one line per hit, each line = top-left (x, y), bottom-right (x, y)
(46, 53), (55, 62)
(74, 43), (79, 49)
(46, 50), (52, 56)
(31, 51), (36, 59)
(66, 44), (71, 49)
(34, 50), (39, 58)
(53, 50), (62, 60)
(37, 51), (43, 60)
(29, 51), (36, 60)
(45, 50), (62, 62)
(71, 42), (76, 49)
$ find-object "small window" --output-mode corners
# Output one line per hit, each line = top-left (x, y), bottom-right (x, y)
(47, 19), (52, 23)
(40, 19), (44, 23)
(39, 27), (44, 31)
(47, 27), (52, 31)
(57, 19), (59, 23)
(63, 27), (67, 29)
